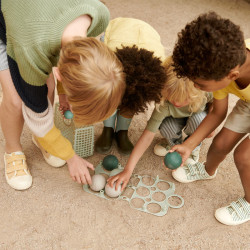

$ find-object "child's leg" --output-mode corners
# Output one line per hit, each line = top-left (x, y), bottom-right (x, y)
(0, 69), (32, 190)
(115, 109), (134, 155)
(0, 39), (23, 153)
(103, 110), (117, 130)
(205, 128), (245, 175)
(184, 111), (207, 161)
(0, 71), (24, 153)
(159, 116), (186, 144)
(154, 117), (185, 156)
(214, 135), (250, 226)
(184, 111), (207, 136)
(95, 110), (117, 154)
(234, 136), (250, 202)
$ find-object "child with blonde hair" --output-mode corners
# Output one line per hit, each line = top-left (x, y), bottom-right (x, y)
(107, 56), (213, 190)
(0, 0), (125, 190)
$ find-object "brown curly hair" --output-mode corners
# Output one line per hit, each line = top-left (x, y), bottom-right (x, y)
(115, 46), (166, 114)
(172, 12), (246, 81)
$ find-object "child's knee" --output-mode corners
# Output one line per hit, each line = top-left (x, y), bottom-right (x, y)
(2, 94), (22, 112)
(211, 134), (231, 155)
(234, 147), (250, 170)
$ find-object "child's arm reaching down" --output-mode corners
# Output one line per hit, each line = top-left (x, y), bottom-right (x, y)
(107, 129), (156, 191)
(171, 97), (229, 164)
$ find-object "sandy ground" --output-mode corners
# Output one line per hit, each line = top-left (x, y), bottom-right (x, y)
(1, 0), (250, 249)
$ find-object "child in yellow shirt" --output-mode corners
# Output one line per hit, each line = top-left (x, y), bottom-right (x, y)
(171, 12), (250, 226)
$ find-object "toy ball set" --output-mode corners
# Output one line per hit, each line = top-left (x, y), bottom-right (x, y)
(55, 105), (184, 216)
(83, 155), (184, 217)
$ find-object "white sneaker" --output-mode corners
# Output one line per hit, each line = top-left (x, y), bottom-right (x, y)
(153, 141), (171, 157)
(190, 145), (201, 162)
(172, 162), (217, 183)
(215, 197), (250, 225)
(32, 136), (66, 167)
(4, 152), (32, 190)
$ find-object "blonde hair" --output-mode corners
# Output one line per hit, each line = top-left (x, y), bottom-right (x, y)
(160, 57), (207, 112)
(58, 37), (125, 125)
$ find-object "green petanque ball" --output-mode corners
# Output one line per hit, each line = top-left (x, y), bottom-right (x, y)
(164, 152), (182, 170)
(102, 155), (119, 171)
(64, 110), (74, 119)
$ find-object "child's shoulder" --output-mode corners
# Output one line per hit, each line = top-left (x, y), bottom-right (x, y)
(245, 38), (250, 50)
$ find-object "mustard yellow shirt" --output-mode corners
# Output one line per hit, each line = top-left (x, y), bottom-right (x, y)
(213, 39), (250, 101)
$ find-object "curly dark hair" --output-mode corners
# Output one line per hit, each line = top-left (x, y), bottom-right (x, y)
(115, 46), (166, 114)
(172, 12), (246, 81)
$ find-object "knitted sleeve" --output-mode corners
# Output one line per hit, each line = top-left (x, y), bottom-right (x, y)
(22, 99), (75, 160)
(146, 104), (170, 133)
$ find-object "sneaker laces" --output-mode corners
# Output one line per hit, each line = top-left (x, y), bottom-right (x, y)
(185, 162), (211, 180)
(227, 198), (250, 221)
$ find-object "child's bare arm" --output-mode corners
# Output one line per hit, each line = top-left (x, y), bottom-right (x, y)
(171, 97), (228, 163)
(107, 129), (155, 190)
(205, 100), (215, 138)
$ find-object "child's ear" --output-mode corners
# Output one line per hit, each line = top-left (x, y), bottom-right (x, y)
(228, 66), (240, 81)
(53, 67), (62, 82)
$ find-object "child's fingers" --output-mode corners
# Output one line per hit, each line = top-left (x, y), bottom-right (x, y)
(75, 175), (82, 184)
(80, 175), (87, 185)
(121, 181), (128, 191)
(87, 162), (94, 171)
(115, 178), (123, 190)
(169, 145), (178, 153)
(85, 172), (92, 185)
(107, 176), (116, 188)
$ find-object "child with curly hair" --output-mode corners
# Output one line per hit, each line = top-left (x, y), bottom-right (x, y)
(107, 56), (213, 190)
(171, 12), (250, 225)
(0, 0), (125, 190)
(94, 18), (167, 155)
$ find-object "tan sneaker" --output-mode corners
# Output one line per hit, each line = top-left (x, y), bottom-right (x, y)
(4, 152), (32, 190)
(153, 140), (171, 157)
(32, 135), (66, 167)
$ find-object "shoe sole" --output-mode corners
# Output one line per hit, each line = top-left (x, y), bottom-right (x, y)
(214, 214), (250, 226)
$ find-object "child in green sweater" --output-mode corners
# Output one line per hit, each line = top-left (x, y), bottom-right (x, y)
(0, 0), (125, 190)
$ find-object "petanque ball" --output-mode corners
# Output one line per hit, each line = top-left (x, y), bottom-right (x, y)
(64, 110), (74, 119)
(102, 155), (119, 171)
(164, 152), (182, 170)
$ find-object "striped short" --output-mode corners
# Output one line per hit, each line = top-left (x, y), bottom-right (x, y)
(159, 111), (207, 142)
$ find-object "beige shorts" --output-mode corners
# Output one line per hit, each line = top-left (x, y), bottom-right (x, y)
(224, 99), (250, 138)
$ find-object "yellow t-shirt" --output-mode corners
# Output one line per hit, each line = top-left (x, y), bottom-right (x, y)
(213, 39), (250, 101)
(104, 17), (165, 60)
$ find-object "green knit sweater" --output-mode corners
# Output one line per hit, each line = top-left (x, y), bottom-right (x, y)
(0, 0), (110, 160)
(1, 0), (109, 112)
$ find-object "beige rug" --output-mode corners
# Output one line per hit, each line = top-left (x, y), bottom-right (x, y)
(0, 0), (250, 249)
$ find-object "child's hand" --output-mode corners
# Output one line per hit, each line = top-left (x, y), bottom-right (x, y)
(66, 154), (94, 185)
(107, 170), (132, 191)
(170, 144), (192, 166)
(59, 94), (70, 114)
